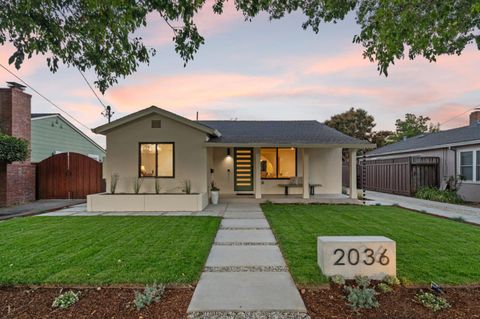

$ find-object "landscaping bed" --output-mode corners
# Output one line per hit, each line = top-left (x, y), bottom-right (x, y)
(301, 285), (480, 319)
(0, 286), (193, 319)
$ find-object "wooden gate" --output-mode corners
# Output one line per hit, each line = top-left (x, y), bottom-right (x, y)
(36, 152), (104, 199)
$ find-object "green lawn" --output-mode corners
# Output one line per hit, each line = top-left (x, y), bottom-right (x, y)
(263, 204), (480, 285)
(0, 216), (220, 285)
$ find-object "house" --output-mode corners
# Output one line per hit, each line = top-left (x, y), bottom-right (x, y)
(88, 106), (373, 211)
(365, 111), (480, 202)
(31, 113), (105, 163)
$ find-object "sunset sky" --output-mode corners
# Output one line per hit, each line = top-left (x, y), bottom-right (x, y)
(1, 2), (480, 147)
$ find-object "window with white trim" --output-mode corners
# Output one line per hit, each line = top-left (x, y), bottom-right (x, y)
(477, 150), (480, 181)
(460, 151), (473, 181)
(459, 149), (480, 182)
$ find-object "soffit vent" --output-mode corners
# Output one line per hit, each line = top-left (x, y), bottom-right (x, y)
(151, 120), (162, 128)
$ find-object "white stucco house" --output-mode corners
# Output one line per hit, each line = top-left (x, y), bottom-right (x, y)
(87, 106), (373, 211)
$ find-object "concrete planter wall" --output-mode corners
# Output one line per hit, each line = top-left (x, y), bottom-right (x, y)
(87, 192), (208, 212)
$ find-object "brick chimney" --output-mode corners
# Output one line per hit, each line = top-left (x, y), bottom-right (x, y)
(0, 82), (36, 206)
(470, 110), (480, 126)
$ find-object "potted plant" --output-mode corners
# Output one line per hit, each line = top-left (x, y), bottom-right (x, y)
(210, 181), (220, 204)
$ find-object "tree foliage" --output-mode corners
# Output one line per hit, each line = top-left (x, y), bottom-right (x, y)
(370, 130), (394, 148)
(1, 0), (479, 92)
(325, 107), (375, 142)
(390, 113), (440, 142)
(0, 133), (29, 163)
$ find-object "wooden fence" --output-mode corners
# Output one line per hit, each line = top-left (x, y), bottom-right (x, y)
(343, 156), (440, 196)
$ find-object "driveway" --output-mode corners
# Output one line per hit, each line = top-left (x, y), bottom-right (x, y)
(0, 199), (85, 220)
(365, 190), (480, 225)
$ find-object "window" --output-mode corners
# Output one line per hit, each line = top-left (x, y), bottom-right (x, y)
(139, 143), (174, 177)
(477, 151), (480, 181)
(460, 151), (473, 181)
(260, 148), (296, 179)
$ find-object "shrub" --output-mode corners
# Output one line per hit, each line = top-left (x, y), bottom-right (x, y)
(383, 275), (400, 287)
(52, 290), (80, 309)
(345, 286), (379, 310)
(354, 275), (371, 288)
(182, 179), (192, 194)
(155, 178), (161, 194)
(133, 177), (143, 194)
(0, 133), (29, 163)
(133, 283), (165, 310)
(415, 290), (450, 312)
(415, 187), (464, 204)
(376, 283), (392, 293)
(110, 173), (119, 194)
(330, 274), (345, 286)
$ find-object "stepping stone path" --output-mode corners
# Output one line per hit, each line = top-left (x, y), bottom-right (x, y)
(188, 203), (309, 319)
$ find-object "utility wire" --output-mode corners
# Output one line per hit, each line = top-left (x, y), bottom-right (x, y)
(77, 68), (107, 109)
(0, 62), (91, 131)
(440, 104), (480, 126)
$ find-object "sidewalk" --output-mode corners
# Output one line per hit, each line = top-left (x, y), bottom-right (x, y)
(365, 191), (480, 225)
(0, 199), (85, 220)
(188, 203), (309, 319)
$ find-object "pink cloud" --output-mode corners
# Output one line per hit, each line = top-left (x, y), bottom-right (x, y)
(106, 73), (286, 115)
(306, 49), (372, 75)
(0, 44), (45, 81)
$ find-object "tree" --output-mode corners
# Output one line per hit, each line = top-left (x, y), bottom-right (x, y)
(390, 113), (440, 142)
(370, 130), (394, 148)
(0, 133), (29, 163)
(1, 1), (479, 93)
(325, 107), (376, 142)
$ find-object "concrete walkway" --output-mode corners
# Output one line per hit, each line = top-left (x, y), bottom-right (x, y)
(365, 191), (480, 225)
(188, 203), (308, 319)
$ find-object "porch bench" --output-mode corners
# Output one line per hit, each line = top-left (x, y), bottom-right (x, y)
(278, 183), (322, 196)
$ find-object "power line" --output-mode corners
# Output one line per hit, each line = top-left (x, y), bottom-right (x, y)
(0, 62), (91, 131)
(77, 68), (107, 109)
(440, 104), (480, 126)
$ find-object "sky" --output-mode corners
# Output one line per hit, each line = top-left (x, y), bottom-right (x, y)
(1, 2), (480, 148)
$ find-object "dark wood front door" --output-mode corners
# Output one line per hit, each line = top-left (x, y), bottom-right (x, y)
(234, 148), (254, 192)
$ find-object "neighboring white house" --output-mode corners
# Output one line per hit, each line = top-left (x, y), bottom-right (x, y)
(366, 111), (480, 202)
(89, 106), (373, 211)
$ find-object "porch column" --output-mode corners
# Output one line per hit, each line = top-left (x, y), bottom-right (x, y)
(254, 147), (262, 199)
(302, 148), (310, 199)
(349, 149), (357, 199)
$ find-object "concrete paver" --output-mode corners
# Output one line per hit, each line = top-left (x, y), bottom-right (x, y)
(221, 218), (270, 229)
(187, 272), (306, 312)
(215, 229), (276, 244)
(188, 202), (307, 316)
(206, 245), (285, 267)
(223, 211), (265, 219)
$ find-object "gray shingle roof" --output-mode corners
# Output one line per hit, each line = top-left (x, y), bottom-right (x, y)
(200, 120), (369, 146)
(367, 122), (480, 156)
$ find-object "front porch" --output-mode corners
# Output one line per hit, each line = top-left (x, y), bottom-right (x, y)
(218, 193), (361, 204)
(207, 146), (359, 200)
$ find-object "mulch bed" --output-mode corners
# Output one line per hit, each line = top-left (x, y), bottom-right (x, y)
(0, 286), (193, 319)
(302, 285), (480, 319)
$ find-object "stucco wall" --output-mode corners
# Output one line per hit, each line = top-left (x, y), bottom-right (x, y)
(209, 147), (342, 195)
(104, 113), (208, 194)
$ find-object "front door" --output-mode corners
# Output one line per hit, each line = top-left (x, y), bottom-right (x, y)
(234, 148), (254, 191)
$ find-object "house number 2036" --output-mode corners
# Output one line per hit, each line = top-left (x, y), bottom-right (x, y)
(333, 248), (390, 266)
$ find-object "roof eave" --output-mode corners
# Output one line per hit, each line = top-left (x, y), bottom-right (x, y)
(205, 142), (375, 149)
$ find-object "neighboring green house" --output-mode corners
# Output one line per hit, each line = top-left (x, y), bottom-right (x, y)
(31, 113), (105, 163)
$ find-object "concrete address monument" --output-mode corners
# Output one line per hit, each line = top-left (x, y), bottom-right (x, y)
(317, 236), (396, 280)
